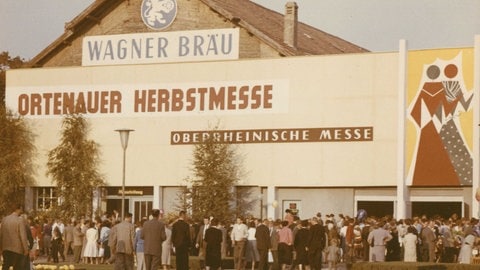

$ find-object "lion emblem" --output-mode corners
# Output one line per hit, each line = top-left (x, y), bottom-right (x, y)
(141, 0), (177, 30)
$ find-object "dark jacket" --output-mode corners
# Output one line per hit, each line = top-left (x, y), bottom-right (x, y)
(308, 223), (326, 251)
(255, 223), (271, 250)
(171, 219), (191, 248)
(141, 218), (166, 256)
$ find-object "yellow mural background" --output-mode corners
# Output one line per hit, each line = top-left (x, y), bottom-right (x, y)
(406, 48), (474, 185)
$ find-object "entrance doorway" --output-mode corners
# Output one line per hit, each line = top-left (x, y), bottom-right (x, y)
(411, 201), (462, 219)
(133, 199), (153, 223)
(356, 201), (394, 218)
(107, 199), (130, 218)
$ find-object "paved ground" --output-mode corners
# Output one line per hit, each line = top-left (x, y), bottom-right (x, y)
(34, 254), (350, 269)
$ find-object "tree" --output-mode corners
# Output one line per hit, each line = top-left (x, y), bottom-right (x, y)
(0, 51), (25, 105)
(46, 114), (105, 219)
(178, 125), (253, 222)
(0, 106), (36, 215)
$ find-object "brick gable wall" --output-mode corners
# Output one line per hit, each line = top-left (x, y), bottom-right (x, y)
(41, 0), (280, 67)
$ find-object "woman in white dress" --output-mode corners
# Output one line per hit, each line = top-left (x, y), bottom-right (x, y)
(161, 222), (173, 270)
(402, 226), (417, 262)
(83, 220), (99, 264)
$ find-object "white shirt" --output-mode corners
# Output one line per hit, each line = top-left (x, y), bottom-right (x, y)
(339, 225), (348, 238)
(247, 227), (256, 241)
(231, 223), (248, 241)
(52, 222), (65, 235)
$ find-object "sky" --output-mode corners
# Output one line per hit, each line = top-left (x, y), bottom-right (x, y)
(0, 0), (479, 60)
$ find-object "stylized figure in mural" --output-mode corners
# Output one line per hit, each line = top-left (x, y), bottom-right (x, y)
(439, 64), (473, 185)
(409, 63), (473, 186)
(410, 65), (460, 185)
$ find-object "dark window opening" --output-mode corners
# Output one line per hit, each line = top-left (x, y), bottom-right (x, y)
(411, 201), (462, 220)
(357, 201), (394, 218)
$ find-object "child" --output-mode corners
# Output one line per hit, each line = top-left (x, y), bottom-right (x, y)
(353, 225), (363, 258)
(326, 238), (341, 270)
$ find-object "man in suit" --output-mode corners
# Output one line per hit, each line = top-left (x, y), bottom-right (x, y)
(204, 218), (223, 270)
(307, 217), (326, 270)
(0, 204), (29, 270)
(171, 210), (191, 270)
(63, 218), (75, 260)
(269, 220), (280, 270)
(420, 219), (436, 262)
(367, 220), (392, 262)
(255, 219), (271, 270)
(72, 221), (84, 264)
(110, 212), (135, 270)
(141, 209), (166, 270)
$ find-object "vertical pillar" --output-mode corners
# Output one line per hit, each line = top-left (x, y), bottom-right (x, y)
(154, 185), (162, 210)
(472, 35), (480, 218)
(396, 39), (409, 219)
(267, 186), (276, 220)
(92, 187), (101, 219)
(24, 186), (34, 213)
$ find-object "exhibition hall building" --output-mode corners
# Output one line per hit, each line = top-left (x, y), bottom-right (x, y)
(6, 0), (480, 222)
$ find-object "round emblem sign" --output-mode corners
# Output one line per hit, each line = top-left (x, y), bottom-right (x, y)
(141, 0), (177, 30)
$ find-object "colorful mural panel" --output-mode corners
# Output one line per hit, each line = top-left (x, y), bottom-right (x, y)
(406, 48), (474, 186)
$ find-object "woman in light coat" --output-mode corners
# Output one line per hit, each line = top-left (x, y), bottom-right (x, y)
(458, 232), (476, 264)
(161, 221), (173, 270)
(83, 220), (99, 264)
(402, 226), (418, 262)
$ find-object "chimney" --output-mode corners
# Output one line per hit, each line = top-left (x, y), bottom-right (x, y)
(284, 2), (298, 48)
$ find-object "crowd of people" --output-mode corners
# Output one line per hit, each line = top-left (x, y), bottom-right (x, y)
(187, 210), (480, 269)
(1, 203), (480, 270)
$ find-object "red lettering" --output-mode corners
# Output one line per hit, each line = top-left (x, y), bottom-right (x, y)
(147, 89), (156, 112)
(158, 89), (170, 112)
(186, 88), (196, 111)
(251, 85), (262, 109)
(110, 91), (122, 113)
(238, 86), (249, 109)
(227, 86), (237, 110)
(30, 93), (42, 115)
(263, 84), (273, 109)
(18, 94), (29, 115)
(172, 89), (184, 111)
(100, 91), (109, 113)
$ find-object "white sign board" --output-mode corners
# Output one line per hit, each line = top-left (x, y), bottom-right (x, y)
(82, 28), (239, 66)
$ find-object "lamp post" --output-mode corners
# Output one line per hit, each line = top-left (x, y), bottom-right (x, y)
(115, 128), (134, 221)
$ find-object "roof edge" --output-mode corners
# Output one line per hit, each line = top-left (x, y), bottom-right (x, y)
(26, 0), (127, 68)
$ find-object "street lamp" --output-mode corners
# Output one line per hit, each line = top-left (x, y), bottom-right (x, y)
(115, 128), (134, 221)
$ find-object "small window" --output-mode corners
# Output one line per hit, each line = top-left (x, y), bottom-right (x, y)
(36, 187), (58, 211)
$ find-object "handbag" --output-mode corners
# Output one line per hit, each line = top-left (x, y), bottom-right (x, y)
(268, 250), (273, 263)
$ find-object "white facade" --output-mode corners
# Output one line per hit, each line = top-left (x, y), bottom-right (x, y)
(7, 50), (477, 220)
